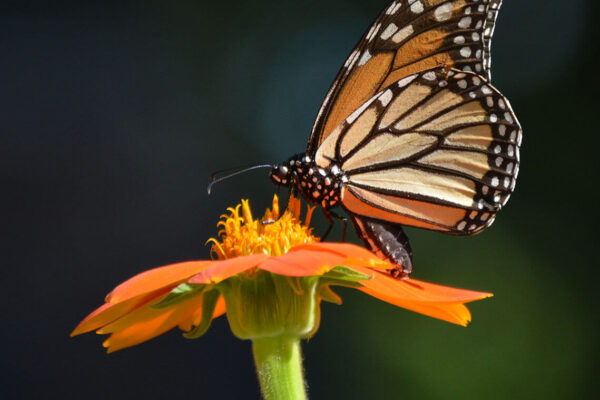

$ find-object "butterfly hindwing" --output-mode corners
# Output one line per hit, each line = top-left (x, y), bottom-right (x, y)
(316, 66), (521, 235)
(308, 0), (504, 154)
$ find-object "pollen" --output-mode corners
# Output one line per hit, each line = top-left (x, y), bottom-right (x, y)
(207, 195), (318, 259)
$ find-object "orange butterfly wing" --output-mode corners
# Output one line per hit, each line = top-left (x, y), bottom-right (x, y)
(315, 67), (521, 235)
(307, 0), (503, 154)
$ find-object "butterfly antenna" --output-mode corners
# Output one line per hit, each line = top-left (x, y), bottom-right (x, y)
(207, 164), (272, 195)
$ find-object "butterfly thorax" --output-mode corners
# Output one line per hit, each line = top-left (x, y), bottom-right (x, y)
(270, 154), (348, 209)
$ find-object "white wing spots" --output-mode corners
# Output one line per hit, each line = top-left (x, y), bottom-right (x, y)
(458, 16), (472, 29)
(490, 113), (497, 123)
(366, 25), (376, 41)
(472, 76), (481, 86)
(504, 112), (514, 124)
(397, 74), (418, 87)
(464, 6), (472, 15)
(472, 32), (480, 41)
(475, 63), (482, 72)
(346, 95), (378, 124)
(478, 4), (485, 12)
(380, 23), (399, 40)
(457, 221), (467, 230)
(475, 49), (482, 59)
(454, 35), (465, 45)
(477, 199), (485, 210)
(358, 49), (372, 66)
(469, 91), (477, 99)
(503, 177), (510, 188)
(481, 86), (492, 95)
(344, 49), (360, 68)
(392, 24), (414, 43)
(482, 185), (489, 195)
(509, 130), (517, 142)
(491, 177), (499, 187)
(438, 80), (448, 87)
(422, 71), (437, 81)
(386, 1), (402, 15)
(493, 145), (501, 154)
(498, 125), (506, 136)
(410, 1), (424, 13)
(476, 20), (483, 29)
(434, 2), (452, 21)
(498, 98), (506, 109)
(378, 89), (393, 107)
(460, 46), (472, 58)
(506, 162), (514, 174)
(495, 156), (503, 167)
(457, 79), (467, 89)
(507, 145), (514, 157)
(366, 23), (382, 42)
(462, 65), (473, 72)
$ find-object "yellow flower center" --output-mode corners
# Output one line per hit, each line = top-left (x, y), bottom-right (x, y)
(207, 195), (318, 259)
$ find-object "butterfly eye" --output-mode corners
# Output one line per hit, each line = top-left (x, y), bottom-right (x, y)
(269, 165), (290, 186)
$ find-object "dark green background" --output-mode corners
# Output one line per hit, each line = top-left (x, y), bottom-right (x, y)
(3, 0), (599, 398)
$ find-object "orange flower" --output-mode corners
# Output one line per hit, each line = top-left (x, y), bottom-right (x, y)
(71, 195), (491, 353)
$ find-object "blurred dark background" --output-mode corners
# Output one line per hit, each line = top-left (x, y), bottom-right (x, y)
(3, 0), (599, 398)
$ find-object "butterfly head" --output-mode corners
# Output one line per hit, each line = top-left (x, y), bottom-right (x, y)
(270, 153), (316, 187)
(269, 164), (292, 186)
(269, 154), (301, 187)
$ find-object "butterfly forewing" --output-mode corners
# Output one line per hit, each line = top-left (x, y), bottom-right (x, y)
(316, 67), (520, 235)
(308, 0), (503, 154)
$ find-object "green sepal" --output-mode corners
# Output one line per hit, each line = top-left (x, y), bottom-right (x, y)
(321, 265), (372, 282)
(183, 289), (220, 339)
(284, 276), (305, 295)
(318, 284), (343, 305)
(219, 271), (321, 340)
(152, 282), (206, 309)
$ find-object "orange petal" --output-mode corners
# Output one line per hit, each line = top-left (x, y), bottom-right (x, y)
(293, 242), (390, 267)
(100, 292), (205, 353)
(71, 287), (173, 336)
(258, 249), (345, 276)
(188, 253), (269, 284)
(361, 288), (474, 326)
(107, 260), (213, 303)
(178, 294), (226, 331)
(352, 268), (492, 326)
(352, 266), (492, 303)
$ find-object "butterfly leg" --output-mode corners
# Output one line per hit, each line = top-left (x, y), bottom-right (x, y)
(321, 210), (334, 241)
(320, 209), (348, 242)
(349, 215), (413, 278)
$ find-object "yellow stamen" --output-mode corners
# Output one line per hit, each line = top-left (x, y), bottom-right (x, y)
(208, 195), (318, 259)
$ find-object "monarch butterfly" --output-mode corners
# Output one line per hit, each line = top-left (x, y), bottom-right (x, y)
(266, 0), (521, 278)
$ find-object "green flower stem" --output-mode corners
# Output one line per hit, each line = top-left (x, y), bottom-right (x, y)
(252, 336), (307, 400)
